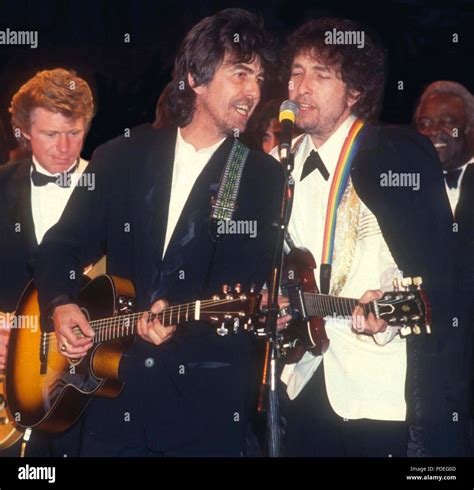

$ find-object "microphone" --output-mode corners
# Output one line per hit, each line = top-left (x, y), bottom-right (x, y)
(278, 100), (299, 160)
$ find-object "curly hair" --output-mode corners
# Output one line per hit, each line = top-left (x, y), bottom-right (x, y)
(284, 17), (387, 120)
(165, 8), (275, 127)
(9, 68), (95, 148)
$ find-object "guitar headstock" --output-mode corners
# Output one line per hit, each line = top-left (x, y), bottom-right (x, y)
(376, 277), (432, 336)
(201, 284), (262, 336)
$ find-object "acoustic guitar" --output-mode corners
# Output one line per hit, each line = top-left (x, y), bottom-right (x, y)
(6, 275), (261, 433)
(0, 313), (24, 450)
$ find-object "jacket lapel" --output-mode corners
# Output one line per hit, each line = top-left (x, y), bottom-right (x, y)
(5, 159), (37, 252)
(135, 126), (176, 296)
(162, 137), (234, 264)
(456, 163), (474, 220)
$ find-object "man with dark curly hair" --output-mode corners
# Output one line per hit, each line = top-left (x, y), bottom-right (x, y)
(273, 18), (463, 457)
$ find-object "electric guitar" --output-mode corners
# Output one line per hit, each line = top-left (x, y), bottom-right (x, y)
(279, 247), (432, 363)
(6, 275), (261, 433)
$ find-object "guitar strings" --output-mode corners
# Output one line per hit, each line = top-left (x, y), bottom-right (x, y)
(44, 297), (249, 343)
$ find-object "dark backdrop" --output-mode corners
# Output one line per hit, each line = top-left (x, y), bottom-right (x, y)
(0, 0), (472, 159)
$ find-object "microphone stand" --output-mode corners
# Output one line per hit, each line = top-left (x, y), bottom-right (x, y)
(259, 149), (295, 457)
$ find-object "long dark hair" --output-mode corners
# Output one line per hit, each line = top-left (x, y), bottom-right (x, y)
(165, 8), (275, 127)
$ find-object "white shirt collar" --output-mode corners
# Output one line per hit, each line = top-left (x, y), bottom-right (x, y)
(443, 156), (474, 173)
(176, 127), (226, 156)
(297, 114), (357, 175)
(443, 157), (474, 187)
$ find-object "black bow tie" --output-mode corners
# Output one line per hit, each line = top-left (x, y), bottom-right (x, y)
(300, 150), (330, 181)
(444, 168), (463, 189)
(31, 161), (78, 188)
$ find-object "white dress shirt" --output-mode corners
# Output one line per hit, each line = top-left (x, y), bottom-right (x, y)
(445, 158), (474, 215)
(163, 128), (226, 257)
(30, 157), (88, 244)
(272, 116), (407, 421)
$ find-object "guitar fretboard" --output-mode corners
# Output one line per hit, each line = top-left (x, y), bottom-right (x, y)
(86, 301), (202, 343)
(65, 297), (243, 345)
(302, 292), (374, 319)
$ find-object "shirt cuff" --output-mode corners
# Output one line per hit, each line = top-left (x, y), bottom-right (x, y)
(47, 294), (76, 319)
(373, 326), (400, 346)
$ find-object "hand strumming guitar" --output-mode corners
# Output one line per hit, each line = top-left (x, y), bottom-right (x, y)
(53, 304), (95, 358)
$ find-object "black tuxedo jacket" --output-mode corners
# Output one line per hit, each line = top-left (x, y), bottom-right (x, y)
(0, 158), (75, 457)
(455, 163), (474, 302)
(350, 124), (463, 456)
(454, 163), (474, 439)
(0, 158), (37, 312)
(35, 125), (283, 311)
(34, 125), (284, 454)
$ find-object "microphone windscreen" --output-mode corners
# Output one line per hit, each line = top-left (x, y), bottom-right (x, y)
(279, 100), (299, 123)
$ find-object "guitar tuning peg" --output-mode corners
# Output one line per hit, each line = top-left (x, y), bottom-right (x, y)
(425, 324), (432, 335)
(401, 277), (412, 290)
(234, 283), (241, 293)
(400, 325), (412, 336)
(413, 277), (423, 289)
(413, 324), (421, 335)
(222, 284), (230, 294)
(216, 323), (229, 336)
(250, 284), (255, 293)
(393, 278), (400, 291)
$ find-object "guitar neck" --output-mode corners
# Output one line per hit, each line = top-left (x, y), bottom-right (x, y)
(86, 300), (203, 344)
(302, 292), (374, 319)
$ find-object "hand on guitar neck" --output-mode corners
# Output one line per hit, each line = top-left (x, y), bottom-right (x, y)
(280, 248), (430, 361)
(137, 299), (176, 346)
(53, 298), (176, 358)
(278, 289), (388, 335)
(352, 289), (387, 334)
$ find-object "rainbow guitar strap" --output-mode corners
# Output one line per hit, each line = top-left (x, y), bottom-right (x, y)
(319, 118), (366, 294)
